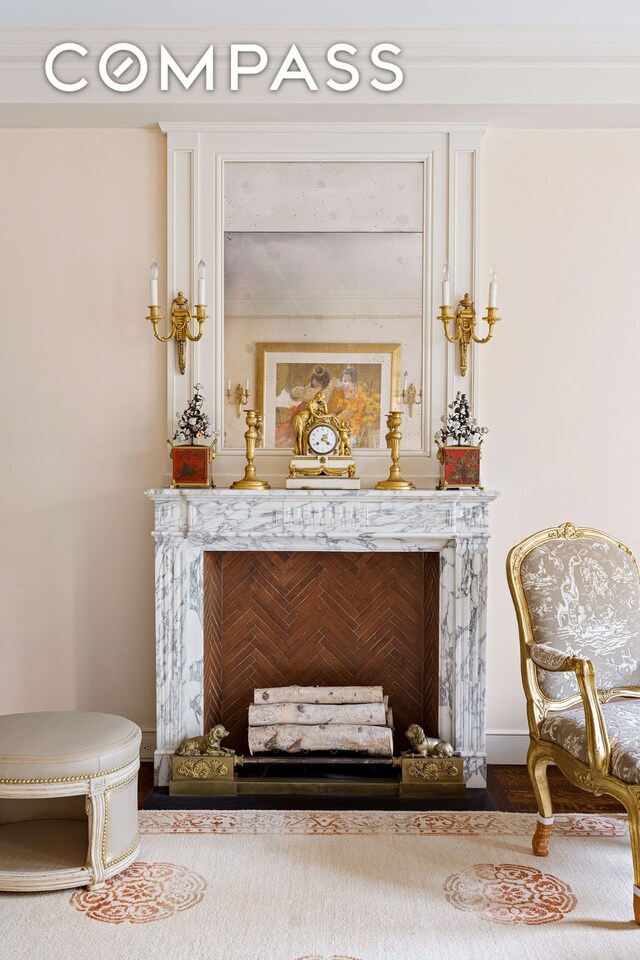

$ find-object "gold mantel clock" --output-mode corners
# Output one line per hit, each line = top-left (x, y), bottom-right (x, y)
(286, 392), (360, 489)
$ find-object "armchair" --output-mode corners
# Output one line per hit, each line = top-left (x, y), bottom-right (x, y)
(507, 522), (640, 923)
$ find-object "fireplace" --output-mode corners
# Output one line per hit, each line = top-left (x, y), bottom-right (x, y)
(147, 487), (497, 786)
(203, 551), (440, 753)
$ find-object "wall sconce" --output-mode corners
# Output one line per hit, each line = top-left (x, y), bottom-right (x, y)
(227, 379), (250, 418)
(438, 262), (501, 376)
(400, 371), (422, 417)
(146, 260), (208, 375)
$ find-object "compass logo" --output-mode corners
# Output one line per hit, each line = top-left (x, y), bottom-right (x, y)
(44, 42), (404, 94)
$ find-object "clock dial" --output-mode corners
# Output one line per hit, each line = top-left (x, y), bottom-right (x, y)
(308, 424), (338, 455)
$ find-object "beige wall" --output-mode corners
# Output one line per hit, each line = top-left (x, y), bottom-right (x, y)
(481, 130), (640, 754)
(3, 126), (639, 758)
(0, 129), (166, 729)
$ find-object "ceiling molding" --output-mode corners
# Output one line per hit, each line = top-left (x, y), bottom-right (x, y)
(3, 25), (640, 127)
(4, 24), (640, 66)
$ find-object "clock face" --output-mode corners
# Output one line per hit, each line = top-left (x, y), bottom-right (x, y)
(308, 424), (338, 455)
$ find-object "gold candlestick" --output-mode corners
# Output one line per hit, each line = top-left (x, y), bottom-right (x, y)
(375, 410), (415, 491)
(230, 410), (271, 490)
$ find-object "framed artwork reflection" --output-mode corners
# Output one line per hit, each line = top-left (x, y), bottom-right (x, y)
(256, 342), (401, 450)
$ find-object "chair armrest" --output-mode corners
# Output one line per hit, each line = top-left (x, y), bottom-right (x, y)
(529, 644), (611, 775)
(530, 643), (576, 671)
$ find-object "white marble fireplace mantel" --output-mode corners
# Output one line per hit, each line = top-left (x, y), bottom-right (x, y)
(146, 487), (498, 786)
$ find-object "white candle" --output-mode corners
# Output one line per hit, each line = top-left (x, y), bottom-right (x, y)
(149, 260), (159, 306)
(488, 263), (498, 308)
(246, 377), (250, 392)
(197, 259), (206, 305)
(403, 371), (408, 392)
(442, 261), (451, 307)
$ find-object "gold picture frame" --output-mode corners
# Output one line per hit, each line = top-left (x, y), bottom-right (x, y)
(256, 341), (401, 451)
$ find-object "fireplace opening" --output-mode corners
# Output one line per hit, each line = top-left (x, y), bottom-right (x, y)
(203, 551), (440, 754)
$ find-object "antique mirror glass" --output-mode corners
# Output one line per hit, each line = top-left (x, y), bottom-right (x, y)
(223, 161), (425, 451)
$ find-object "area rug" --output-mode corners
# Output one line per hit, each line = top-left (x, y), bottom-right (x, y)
(1, 811), (638, 960)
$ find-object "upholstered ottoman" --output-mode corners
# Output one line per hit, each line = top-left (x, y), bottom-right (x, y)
(0, 711), (141, 892)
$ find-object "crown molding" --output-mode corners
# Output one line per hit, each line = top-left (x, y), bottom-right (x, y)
(4, 23), (640, 65)
(3, 24), (640, 125)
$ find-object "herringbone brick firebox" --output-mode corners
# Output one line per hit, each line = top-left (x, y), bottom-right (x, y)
(203, 551), (440, 752)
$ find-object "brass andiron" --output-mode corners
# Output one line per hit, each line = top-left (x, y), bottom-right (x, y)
(175, 725), (235, 757)
(404, 724), (455, 758)
(375, 410), (415, 491)
(230, 409), (271, 490)
(438, 292), (501, 377)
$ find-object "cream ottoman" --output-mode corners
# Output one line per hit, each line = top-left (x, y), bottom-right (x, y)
(0, 711), (141, 892)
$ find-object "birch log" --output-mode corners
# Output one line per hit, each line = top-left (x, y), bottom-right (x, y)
(254, 685), (384, 705)
(249, 702), (387, 726)
(248, 724), (394, 756)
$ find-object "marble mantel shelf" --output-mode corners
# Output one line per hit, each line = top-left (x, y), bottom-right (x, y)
(146, 487), (499, 787)
(146, 487), (498, 548)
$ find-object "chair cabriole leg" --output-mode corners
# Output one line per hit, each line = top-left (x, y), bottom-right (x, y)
(625, 796), (640, 925)
(528, 747), (554, 856)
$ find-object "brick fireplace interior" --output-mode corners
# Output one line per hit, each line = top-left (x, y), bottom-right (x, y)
(203, 551), (440, 753)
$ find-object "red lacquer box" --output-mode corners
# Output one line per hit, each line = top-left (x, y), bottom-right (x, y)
(437, 445), (482, 490)
(169, 443), (216, 488)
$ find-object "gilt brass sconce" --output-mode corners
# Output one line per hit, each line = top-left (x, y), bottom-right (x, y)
(146, 260), (208, 375)
(438, 263), (501, 376)
(401, 371), (422, 417)
(227, 380), (250, 418)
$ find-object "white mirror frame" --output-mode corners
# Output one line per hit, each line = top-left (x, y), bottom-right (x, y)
(159, 122), (486, 487)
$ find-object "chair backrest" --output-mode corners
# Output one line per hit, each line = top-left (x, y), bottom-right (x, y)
(508, 523), (640, 704)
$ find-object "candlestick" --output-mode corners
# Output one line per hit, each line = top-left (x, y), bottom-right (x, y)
(375, 411), (415, 491)
(230, 409), (271, 490)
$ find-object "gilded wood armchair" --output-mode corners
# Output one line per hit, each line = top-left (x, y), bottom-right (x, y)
(507, 522), (640, 923)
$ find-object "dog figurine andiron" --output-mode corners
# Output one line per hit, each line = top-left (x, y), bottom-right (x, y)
(175, 724), (234, 757)
(404, 724), (455, 758)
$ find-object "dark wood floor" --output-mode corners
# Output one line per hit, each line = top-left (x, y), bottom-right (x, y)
(138, 762), (625, 812)
(487, 764), (624, 813)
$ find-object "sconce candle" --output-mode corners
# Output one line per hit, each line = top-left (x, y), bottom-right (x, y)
(488, 264), (498, 308)
(150, 260), (159, 306)
(197, 260), (206, 305)
(442, 261), (451, 308)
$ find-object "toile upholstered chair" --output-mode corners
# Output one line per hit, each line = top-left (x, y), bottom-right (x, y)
(507, 522), (640, 923)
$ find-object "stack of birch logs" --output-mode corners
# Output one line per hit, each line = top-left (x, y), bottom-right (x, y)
(248, 685), (394, 756)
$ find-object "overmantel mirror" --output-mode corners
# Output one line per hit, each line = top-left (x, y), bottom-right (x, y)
(161, 124), (483, 485)
(222, 160), (425, 454)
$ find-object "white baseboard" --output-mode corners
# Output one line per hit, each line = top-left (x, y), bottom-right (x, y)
(486, 730), (529, 765)
(140, 728), (157, 763)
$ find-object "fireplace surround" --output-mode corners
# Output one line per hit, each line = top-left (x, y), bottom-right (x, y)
(147, 488), (498, 787)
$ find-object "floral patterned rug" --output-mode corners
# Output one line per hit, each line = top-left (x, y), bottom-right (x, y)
(1, 811), (638, 959)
